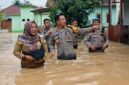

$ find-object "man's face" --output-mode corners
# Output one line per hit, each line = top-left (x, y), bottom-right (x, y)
(72, 21), (78, 27)
(44, 20), (51, 28)
(57, 15), (66, 27)
(93, 21), (100, 30)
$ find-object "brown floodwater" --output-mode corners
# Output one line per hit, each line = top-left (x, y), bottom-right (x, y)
(0, 33), (129, 85)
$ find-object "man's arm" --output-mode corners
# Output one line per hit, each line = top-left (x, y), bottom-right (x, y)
(43, 32), (49, 39)
(104, 32), (109, 47)
(79, 27), (93, 35)
(40, 36), (48, 59)
(13, 40), (25, 59)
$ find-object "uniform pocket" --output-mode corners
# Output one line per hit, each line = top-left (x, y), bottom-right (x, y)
(100, 35), (105, 42)
(91, 35), (98, 41)
(65, 35), (73, 42)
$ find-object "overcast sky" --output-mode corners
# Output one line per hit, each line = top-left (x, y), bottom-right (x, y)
(0, 0), (47, 9)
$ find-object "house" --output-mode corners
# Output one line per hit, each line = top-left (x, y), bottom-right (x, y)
(0, 0), (119, 32)
(119, 0), (129, 44)
(0, 5), (35, 32)
(0, 5), (21, 32)
(89, 5), (117, 27)
(31, 7), (50, 26)
(105, 0), (129, 44)
(89, 1), (118, 27)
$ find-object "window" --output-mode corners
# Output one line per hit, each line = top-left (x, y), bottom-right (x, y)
(22, 19), (25, 22)
(27, 19), (30, 21)
(8, 18), (12, 21)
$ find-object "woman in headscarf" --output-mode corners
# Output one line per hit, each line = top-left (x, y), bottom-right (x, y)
(13, 21), (48, 68)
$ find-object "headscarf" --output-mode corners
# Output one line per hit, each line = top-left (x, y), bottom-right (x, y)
(18, 21), (40, 51)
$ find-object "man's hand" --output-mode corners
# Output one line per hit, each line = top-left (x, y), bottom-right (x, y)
(102, 44), (108, 50)
(92, 25), (100, 30)
(47, 30), (52, 36)
(55, 39), (61, 45)
(50, 50), (56, 57)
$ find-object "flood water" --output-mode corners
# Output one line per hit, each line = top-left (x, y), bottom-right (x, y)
(0, 33), (129, 85)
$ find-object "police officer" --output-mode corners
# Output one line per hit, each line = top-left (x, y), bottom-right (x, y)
(70, 19), (81, 49)
(84, 19), (109, 52)
(50, 13), (94, 60)
(40, 19), (52, 52)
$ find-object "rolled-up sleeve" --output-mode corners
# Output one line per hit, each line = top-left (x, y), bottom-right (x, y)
(104, 32), (109, 46)
(79, 27), (92, 35)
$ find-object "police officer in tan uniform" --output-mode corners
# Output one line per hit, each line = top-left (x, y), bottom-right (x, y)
(50, 13), (94, 60)
(40, 19), (52, 52)
(84, 19), (109, 52)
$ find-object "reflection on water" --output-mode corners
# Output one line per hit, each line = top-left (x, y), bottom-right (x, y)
(0, 33), (129, 85)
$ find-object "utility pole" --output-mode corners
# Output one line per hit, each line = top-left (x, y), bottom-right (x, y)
(108, 0), (112, 26)
(120, 0), (123, 42)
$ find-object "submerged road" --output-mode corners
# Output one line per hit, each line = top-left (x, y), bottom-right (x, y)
(0, 33), (129, 85)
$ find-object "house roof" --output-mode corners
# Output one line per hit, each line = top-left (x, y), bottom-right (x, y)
(1, 5), (20, 16)
(31, 7), (50, 13)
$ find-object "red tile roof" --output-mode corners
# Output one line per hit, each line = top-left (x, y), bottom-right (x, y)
(1, 5), (20, 16)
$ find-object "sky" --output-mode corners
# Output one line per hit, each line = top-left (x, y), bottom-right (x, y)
(0, 0), (47, 9)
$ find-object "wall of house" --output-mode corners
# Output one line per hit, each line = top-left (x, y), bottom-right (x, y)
(116, 0), (120, 24)
(11, 15), (21, 32)
(20, 7), (35, 31)
(88, 5), (117, 27)
(123, 0), (129, 25)
(11, 7), (35, 32)
(34, 12), (49, 26)
(11, 7), (50, 32)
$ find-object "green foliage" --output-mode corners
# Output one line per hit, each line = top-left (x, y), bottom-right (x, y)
(0, 12), (5, 21)
(13, 0), (36, 8)
(13, 0), (21, 6)
(0, 12), (6, 29)
(50, 0), (100, 27)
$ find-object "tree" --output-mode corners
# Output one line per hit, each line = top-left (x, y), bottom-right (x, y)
(0, 11), (5, 29)
(13, 0), (21, 6)
(13, 0), (35, 7)
(49, 0), (100, 27)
